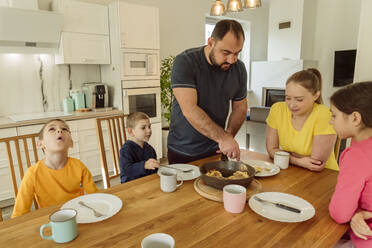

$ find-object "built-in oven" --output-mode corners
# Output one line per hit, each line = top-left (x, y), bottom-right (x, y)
(121, 48), (160, 81)
(122, 87), (161, 123)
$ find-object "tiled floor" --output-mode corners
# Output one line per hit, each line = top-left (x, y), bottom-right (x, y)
(1, 158), (168, 221)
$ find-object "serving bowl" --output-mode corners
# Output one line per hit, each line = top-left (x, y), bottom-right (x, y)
(199, 160), (256, 190)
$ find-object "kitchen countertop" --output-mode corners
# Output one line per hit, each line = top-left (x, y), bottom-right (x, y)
(0, 109), (124, 129)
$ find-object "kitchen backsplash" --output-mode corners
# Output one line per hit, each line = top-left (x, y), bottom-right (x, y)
(0, 54), (101, 116)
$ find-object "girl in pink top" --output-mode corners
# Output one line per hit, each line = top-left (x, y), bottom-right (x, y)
(329, 82), (372, 248)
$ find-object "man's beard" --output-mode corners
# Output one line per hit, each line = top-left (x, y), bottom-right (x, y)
(209, 48), (231, 71)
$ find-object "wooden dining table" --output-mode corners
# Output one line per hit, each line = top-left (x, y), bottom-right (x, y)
(0, 150), (348, 248)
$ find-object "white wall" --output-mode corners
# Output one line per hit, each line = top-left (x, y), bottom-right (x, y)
(301, 0), (317, 60)
(354, 0), (372, 82)
(312, 0), (361, 106)
(0, 54), (100, 115)
(267, 0), (304, 60)
(250, 60), (304, 106)
(39, 0), (269, 61)
(113, 0), (269, 61)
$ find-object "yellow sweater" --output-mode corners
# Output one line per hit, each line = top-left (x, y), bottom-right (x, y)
(11, 157), (98, 218)
(266, 102), (338, 170)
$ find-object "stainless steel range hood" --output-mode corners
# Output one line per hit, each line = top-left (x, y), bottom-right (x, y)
(0, 7), (63, 53)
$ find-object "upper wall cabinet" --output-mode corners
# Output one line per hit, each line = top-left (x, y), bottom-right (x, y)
(55, 32), (110, 65)
(119, 1), (160, 50)
(52, 0), (109, 35)
(52, 0), (110, 64)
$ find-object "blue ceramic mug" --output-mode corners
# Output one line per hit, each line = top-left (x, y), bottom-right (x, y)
(40, 209), (78, 243)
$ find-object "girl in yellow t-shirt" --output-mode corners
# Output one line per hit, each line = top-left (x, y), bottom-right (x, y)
(266, 68), (338, 171)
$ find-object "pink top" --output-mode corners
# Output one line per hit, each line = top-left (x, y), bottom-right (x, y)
(329, 137), (372, 248)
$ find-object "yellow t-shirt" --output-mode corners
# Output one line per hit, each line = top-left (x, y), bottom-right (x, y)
(11, 157), (98, 218)
(266, 102), (338, 170)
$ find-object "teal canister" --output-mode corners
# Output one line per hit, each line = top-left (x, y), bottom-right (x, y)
(63, 97), (74, 112)
(70, 90), (85, 110)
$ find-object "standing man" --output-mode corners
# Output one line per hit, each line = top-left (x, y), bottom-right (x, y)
(167, 19), (248, 164)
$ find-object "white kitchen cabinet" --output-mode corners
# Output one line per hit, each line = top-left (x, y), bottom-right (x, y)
(52, 0), (109, 35)
(52, 0), (110, 65)
(101, 1), (162, 157)
(55, 32), (110, 65)
(119, 1), (159, 50)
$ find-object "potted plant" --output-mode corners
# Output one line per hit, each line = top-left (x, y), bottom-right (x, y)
(160, 55), (175, 157)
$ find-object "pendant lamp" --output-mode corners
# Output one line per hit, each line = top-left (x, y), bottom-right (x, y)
(226, 0), (243, 12)
(243, 0), (262, 9)
(210, 0), (225, 16)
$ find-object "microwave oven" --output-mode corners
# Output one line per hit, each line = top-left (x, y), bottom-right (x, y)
(121, 48), (160, 81)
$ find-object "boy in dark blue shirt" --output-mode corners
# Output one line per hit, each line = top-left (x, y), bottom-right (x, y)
(119, 112), (159, 183)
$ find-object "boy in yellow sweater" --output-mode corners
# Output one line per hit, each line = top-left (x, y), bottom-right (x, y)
(11, 119), (98, 218)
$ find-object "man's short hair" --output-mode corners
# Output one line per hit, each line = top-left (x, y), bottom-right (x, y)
(211, 19), (245, 42)
(126, 112), (150, 129)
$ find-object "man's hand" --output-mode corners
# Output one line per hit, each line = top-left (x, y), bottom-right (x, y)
(351, 210), (372, 240)
(145, 158), (160, 170)
(217, 133), (240, 161)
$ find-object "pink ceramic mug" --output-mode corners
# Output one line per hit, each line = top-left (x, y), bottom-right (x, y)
(223, 184), (247, 213)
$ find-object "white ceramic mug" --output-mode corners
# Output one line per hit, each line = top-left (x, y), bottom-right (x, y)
(223, 184), (247, 214)
(159, 169), (183, 193)
(274, 151), (290, 169)
(141, 233), (175, 248)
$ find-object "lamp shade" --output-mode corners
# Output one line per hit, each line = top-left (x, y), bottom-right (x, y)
(226, 0), (243, 12)
(210, 0), (225, 16)
(243, 0), (262, 9)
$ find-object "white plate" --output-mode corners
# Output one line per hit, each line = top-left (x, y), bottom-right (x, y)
(158, 164), (201, 181)
(61, 193), (122, 224)
(248, 192), (315, 222)
(241, 159), (280, 177)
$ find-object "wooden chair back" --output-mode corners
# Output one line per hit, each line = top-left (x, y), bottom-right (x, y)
(0, 133), (40, 211)
(95, 114), (127, 189)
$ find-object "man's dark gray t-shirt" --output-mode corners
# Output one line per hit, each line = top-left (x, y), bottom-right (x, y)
(168, 46), (247, 157)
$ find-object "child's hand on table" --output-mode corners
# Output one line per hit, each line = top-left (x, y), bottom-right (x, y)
(145, 158), (159, 170)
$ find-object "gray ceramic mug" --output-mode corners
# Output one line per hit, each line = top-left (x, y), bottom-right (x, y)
(160, 169), (183, 193)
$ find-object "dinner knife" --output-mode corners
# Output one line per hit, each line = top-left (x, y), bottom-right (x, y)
(254, 196), (301, 213)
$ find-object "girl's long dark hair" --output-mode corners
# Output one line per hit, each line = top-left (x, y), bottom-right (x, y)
(330, 81), (372, 128)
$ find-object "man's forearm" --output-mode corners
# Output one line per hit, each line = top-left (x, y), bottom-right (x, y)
(183, 105), (227, 143)
(226, 107), (247, 137)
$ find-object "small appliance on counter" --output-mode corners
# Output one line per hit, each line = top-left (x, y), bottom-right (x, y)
(82, 83), (109, 109)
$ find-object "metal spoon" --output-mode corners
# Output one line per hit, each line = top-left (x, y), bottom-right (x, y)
(78, 201), (104, 217)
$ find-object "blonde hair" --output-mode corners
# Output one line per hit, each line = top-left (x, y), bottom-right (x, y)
(126, 112), (150, 129)
(286, 68), (323, 104)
